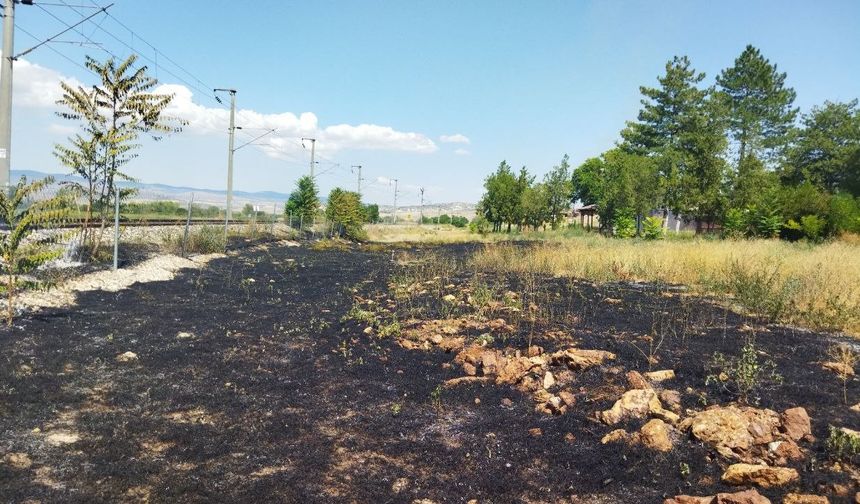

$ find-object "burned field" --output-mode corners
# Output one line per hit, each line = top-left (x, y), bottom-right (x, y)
(1, 240), (858, 503)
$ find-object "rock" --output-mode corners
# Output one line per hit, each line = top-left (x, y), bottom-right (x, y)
(363, 326), (374, 335)
(551, 348), (616, 370)
(391, 477), (409, 493)
(176, 331), (194, 339)
(501, 398), (513, 407)
(822, 361), (854, 376)
(558, 390), (577, 407)
(528, 427), (542, 437)
(645, 369), (676, 382)
(721, 464), (799, 488)
(626, 370), (650, 389)
(526, 345), (544, 357)
(660, 390), (683, 411)
(430, 334), (444, 345)
(543, 371), (556, 389)
(564, 432), (576, 443)
(781, 407), (811, 441)
(850, 402), (860, 413)
(783, 494), (829, 504)
(639, 419), (673, 452)
(687, 406), (780, 459)
(442, 294), (457, 304)
(45, 431), (81, 446)
(599, 389), (662, 425)
(116, 351), (138, 363)
(665, 490), (772, 504)
(768, 439), (805, 464)
(463, 362), (477, 376)
(496, 356), (540, 385)
(438, 337), (465, 352)
(716, 490), (772, 504)
(3, 452), (32, 469)
(600, 429), (629, 444)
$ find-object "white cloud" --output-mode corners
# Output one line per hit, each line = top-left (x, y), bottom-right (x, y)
(158, 84), (437, 156)
(7, 56), (438, 158)
(454, 148), (470, 156)
(2, 56), (84, 108)
(439, 133), (470, 144)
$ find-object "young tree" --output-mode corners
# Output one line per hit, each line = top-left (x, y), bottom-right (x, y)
(54, 54), (183, 257)
(571, 156), (606, 207)
(520, 183), (550, 231)
(363, 203), (380, 224)
(325, 188), (366, 240)
(597, 149), (659, 233)
(478, 161), (525, 232)
(783, 99), (860, 196)
(621, 56), (711, 224)
(544, 154), (572, 229)
(716, 45), (798, 167)
(285, 175), (320, 225)
(0, 177), (71, 326)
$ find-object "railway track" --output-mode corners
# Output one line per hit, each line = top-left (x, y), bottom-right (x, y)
(53, 218), (269, 229)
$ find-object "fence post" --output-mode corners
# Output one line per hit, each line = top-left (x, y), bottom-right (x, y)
(182, 194), (194, 257)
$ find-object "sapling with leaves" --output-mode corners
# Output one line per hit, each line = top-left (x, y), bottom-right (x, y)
(0, 176), (71, 326)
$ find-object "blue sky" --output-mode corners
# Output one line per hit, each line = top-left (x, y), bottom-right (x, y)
(10, 0), (860, 205)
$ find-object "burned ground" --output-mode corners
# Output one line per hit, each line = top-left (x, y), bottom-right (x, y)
(0, 241), (858, 503)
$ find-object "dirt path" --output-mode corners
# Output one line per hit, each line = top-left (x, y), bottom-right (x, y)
(0, 242), (857, 503)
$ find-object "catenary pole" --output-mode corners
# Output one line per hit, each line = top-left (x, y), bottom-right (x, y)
(214, 88), (236, 243)
(392, 178), (399, 224)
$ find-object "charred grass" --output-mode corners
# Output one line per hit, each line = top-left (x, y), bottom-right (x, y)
(0, 241), (858, 503)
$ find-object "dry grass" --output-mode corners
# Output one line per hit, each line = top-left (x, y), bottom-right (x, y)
(472, 235), (860, 335)
(366, 224), (498, 244)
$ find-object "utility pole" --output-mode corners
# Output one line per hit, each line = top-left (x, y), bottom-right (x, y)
(0, 0), (21, 191)
(302, 137), (316, 178)
(214, 88), (237, 221)
(392, 178), (399, 225)
(351, 165), (363, 196)
(419, 187), (425, 224)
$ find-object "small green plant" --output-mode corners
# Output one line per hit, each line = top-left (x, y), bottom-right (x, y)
(642, 216), (664, 240)
(390, 403), (402, 417)
(0, 176), (70, 326)
(377, 317), (401, 338)
(705, 338), (783, 404)
(679, 462), (691, 479)
(429, 384), (443, 409)
(614, 213), (636, 238)
(345, 303), (376, 325)
(825, 426), (860, 463)
(475, 333), (495, 346)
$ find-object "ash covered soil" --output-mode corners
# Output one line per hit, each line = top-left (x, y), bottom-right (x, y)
(1, 240), (858, 503)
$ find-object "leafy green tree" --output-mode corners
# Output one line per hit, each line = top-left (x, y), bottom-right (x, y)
(479, 161), (527, 232)
(0, 177), (71, 325)
(54, 54), (183, 257)
(544, 154), (572, 229)
(622, 56), (715, 225)
(285, 175), (320, 225)
(783, 100), (860, 196)
(596, 149), (659, 233)
(438, 214), (452, 225)
(571, 157), (605, 206)
(716, 45), (798, 167)
(520, 183), (550, 231)
(325, 188), (366, 240)
(363, 204), (380, 224)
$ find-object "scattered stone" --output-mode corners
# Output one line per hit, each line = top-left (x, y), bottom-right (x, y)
(551, 348), (616, 370)
(501, 398), (513, 407)
(430, 334), (443, 345)
(564, 432), (576, 443)
(558, 390), (577, 407)
(391, 477), (409, 493)
(850, 403), (860, 413)
(721, 463), (799, 488)
(528, 427), (542, 437)
(176, 331), (194, 339)
(626, 370), (649, 389)
(526, 345), (544, 357)
(115, 351), (138, 363)
(781, 407), (811, 441)
(665, 490), (772, 504)
(660, 390), (682, 411)
(45, 431), (81, 446)
(685, 405), (781, 459)
(600, 389), (677, 425)
(474, 397), (481, 405)
(645, 369), (676, 382)
(601, 429), (629, 444)
(442, 376), (490, 389)
(768, 439), (805, 464)
(3, 452), (32, 469)
(783, 494), (829, 504)
(639, 418), (673, 452)
(543, 371), (556, 389)
(442, 294), (457, 304)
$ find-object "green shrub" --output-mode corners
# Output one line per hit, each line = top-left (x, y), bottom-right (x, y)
(326, 188), (367, 241)
(642, 216), (664, 240)
(705, 340), (783, 404)
(825, 426), (860, 463)
(722, 259), (800, 321)
(469, 215), (491, 235)
(723, 208), (748, 238)
(614, 213), (636, 238)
